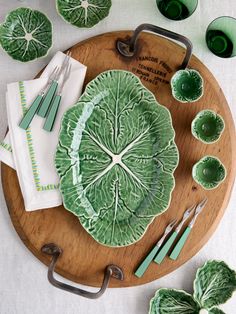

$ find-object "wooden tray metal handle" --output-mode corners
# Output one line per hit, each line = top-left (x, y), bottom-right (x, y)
(117, 23), (193, 69)
(41, 243), (124, 299)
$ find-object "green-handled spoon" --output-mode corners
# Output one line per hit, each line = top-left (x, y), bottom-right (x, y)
(135, 219), (177, 278)
(169, 198), (208, 260)
(153, 204), (195, 265)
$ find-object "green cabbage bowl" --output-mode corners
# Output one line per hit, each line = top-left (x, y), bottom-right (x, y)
(171, 69), (204, 103)
(192, 110), (225, 144)
(56, 0), (112, 28)
(0, 7), (52, 62)
(192, 156), (226, 190)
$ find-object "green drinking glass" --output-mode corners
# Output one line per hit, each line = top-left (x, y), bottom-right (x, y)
(156, 0), (198, 21)
(206, 16), (236, 58)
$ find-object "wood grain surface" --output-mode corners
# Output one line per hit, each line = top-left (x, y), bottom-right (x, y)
(1, 31), (236, 288)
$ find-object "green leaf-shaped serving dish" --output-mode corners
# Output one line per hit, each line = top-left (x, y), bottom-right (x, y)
(194, 260), (236, 310)
(192, 156), (226, 190)
(55, 70), (179, 247)
(56, 0), (112, 28)
(0, 7), (52, 62)
(149, 288), (200, 314)
(149, 260), (236, 314)
(171, 69), (204, 103)
(192, 110), (225, 144)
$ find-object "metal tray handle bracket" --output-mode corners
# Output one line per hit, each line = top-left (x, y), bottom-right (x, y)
(41, 243), (124, 299)
(117, 23), (193, 70)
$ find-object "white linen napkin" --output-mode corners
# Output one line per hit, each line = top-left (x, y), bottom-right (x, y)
(0, 133), (15, 169)
(3, 51), (87, 211)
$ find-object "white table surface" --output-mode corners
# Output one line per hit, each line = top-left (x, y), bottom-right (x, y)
(0, 1), (236, 313)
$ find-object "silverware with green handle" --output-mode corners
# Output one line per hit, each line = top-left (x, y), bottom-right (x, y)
(43, 63), (71, 132)
(19, 66), (58, 130)
(134, 219), (177, 278)
(170, 198), (208, 260)
(153, 204), (195, 264)
(37, 51), (71, 118)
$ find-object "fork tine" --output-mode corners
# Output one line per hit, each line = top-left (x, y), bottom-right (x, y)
(56, 51), (71, 79)
(65, 63), (71, 78)
(185, 204), (195, 216)
(67, 64), (72, 77)
(169, 219), (177, 228)
(164, 219), (177, 233)
(195, 198), (208, 213)
(50, 66), (59, 80)
(49, 66), (57, 78)
(199, 197), (208, 207)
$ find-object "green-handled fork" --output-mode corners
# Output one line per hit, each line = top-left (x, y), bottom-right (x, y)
(153, 204), (196, 265)
(169, 198), (208, 260)
(37, 51), (71, 118)
(134, 219), (177, 278)
(43, 63), (72, 132)
(19, 66), (59, 130)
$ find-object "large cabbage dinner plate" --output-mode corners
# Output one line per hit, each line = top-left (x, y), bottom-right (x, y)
(55, 70), (179, 247)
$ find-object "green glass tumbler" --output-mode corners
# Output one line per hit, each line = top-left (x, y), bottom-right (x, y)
(206, 16), (236, 58)
(156, 0), (198, 21)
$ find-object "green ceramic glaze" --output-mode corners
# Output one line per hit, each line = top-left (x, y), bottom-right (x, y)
(56, 0), (112, 28)
(0, 7), (52, 62)
(149, 289), (200, 314)
(192, 110), (225, 144)
(55, 70), (179, 247)
(171, 69), (204, 103)
(192, 156), (226, 190)
(194, 260), (236, 310)
(149, 260), (236, 314)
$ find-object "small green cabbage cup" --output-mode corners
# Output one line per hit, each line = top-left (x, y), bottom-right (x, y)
(191, 110), (225, 144)
(171, 69), (204, 103)
(192, 156), (226, 190)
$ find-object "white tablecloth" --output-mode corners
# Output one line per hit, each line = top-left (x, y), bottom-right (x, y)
(0, 1), (235, 313)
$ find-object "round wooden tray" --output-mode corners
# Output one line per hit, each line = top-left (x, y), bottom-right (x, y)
(2, 30), (236, 288)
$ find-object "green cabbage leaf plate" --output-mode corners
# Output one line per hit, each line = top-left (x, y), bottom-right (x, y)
(149, 260), (236, 314)
(194, 260), (236, 310)
(56, 0), (112, 28)
(55, 70), (179, 247)
(0, 7), (52, 62)
(149, 289), (200, 314)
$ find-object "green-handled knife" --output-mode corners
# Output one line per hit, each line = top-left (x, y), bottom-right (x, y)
(170, 198), (208, 260)
(153, 204), (196, 265)
(135, 219), (177, 278)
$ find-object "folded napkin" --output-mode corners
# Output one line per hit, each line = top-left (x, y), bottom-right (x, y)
(0, 133), (15, 169)
(1, 51), (87, 211)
